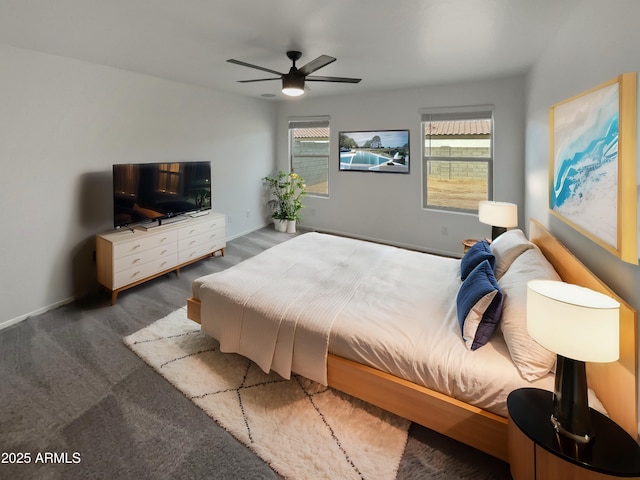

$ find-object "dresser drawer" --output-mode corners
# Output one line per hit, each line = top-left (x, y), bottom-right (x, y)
(178, 217), (224, 240)
(178, 239), (225, 264)
(113, 242), (178, 273)
(178, 227), (224, 251)
(113, 230), (177, 259)
(113, 253), (178, 289)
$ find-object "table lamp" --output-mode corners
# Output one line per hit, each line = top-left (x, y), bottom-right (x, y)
(526, 279), (620, 443)
(478, 201), (518, 240)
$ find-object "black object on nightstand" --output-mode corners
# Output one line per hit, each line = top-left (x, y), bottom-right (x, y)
(507, 388), (640, 479)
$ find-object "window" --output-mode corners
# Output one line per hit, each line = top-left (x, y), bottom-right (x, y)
(157, 163), (181, 194)
(421, 108), (493, 211)
(289, 117), (330, 196)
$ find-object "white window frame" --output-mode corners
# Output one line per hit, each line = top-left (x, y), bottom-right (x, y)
(288, 116), (330, 197)
(420, 106), (494, 212)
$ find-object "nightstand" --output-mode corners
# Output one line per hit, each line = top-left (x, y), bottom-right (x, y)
(462, 238), (490, 253)
(462, 238), (479, 253)
(507, 388), (640, 480)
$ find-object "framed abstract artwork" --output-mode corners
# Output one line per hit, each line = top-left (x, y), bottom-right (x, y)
(339, 130), (409, 173)
(549, 73), (637, 264)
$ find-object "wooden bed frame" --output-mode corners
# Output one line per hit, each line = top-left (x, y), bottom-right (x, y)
(186, 219), (638, 462)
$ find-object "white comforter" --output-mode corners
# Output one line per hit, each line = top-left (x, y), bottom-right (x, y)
(194, 232), (555, 416)
(198, 232), (397, 385)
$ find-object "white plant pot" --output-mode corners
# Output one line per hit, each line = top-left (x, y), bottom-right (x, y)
(274, 219), (288, 232)
(286, 219), (296, 233)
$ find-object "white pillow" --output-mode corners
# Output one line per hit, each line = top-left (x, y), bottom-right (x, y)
(490, 229), (535, 279)
(498, 246), (561, 381)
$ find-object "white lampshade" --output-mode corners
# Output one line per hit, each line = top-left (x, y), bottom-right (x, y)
(478, 201), (518, 228)
(526, 280), (620, 362)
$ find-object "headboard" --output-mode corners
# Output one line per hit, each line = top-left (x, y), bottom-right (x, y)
(529, 219), (638, 439)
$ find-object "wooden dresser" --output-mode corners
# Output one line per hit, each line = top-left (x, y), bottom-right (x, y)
(96, 212), (225, 304)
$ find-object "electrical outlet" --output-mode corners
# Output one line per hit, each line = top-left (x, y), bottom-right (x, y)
(246, 210), (250, 218)
(442, 226), (448, 236)
(228, 215), (233, 224)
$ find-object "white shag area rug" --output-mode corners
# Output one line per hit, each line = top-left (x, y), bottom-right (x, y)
(124, 307), (410, 480)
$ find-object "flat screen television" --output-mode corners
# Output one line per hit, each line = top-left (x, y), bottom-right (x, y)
(112, 161), (211, 228)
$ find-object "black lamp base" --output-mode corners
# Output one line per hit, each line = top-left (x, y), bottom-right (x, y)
(552, 355), (593, 443)
(491, 226), (506, 240)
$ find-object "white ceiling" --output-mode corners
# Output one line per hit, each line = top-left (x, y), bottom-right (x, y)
(0, 0), (580, 100)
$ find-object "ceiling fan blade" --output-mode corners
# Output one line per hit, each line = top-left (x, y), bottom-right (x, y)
(237, 78), (280, 83)
(227, 59), (283, 77)
(298, 55), (336, 76)
(306, 75), (362, 83)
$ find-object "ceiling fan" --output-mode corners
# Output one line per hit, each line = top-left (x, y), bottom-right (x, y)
(227, 51), (361, 97)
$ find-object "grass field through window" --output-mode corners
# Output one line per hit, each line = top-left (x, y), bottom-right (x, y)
(426, 177), (488, 210)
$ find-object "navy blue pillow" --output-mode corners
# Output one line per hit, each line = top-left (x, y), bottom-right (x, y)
(456, 259), (504, 350)
(460, 240), (495, 281)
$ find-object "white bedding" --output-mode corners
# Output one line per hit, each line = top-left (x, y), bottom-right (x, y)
(193, 232), (555, 417)
(197, 232), (391, 385)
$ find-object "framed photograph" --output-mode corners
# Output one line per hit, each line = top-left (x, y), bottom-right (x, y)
(549, 72), (637, 264)
(339, 130), (409, 173)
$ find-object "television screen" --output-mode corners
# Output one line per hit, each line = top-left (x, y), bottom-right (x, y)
(339, 129), (410, 173)
(112, 161), (211, 228)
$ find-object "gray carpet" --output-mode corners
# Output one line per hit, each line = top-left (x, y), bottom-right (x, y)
(0, 226), (512, 480)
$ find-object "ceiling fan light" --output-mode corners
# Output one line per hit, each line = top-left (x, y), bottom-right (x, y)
(282, 75), (305, 96)
(282, 87), (304, 97)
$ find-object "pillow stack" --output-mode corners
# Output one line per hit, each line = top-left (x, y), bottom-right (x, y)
(456, 229), (562, 382)
(498, 246), (561, 380)
(456, 240), (503, 351)
(460, 240), (495, 281)
(489, 228), (535, 279)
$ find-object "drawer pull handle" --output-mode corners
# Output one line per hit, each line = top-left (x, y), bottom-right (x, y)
(160, 237), (168, 243)
(209, 233), (217, 239)
(160, 261), (167, 267)
(132, 258), (141, 264)
(190, 229), (196, 234)
(160, 249), (167, 255)
(189, 240), (196, 245)
(132, 244), (141, 250)
(132, 271), (140, 277)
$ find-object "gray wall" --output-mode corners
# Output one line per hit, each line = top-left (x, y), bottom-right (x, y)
(524, 0), (640, 433)
(0, 44), (277, 327)
(276, 75), (526, 257)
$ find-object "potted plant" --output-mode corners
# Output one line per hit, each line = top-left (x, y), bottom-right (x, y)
(262, 170), (306, 232)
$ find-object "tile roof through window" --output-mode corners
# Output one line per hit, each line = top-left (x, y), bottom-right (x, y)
(292, 120), (490, 139)
(425, 119), (491, 135)
(293, 128), (329, 138)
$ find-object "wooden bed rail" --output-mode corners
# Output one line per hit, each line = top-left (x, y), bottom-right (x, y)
(327, 354), (509, 460)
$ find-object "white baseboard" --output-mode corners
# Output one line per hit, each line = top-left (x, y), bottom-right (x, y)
(226, 223), (271, 241)
(0, 295), (78, 331)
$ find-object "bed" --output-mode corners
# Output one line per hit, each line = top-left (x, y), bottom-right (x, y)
(186, 219), (638, 462)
